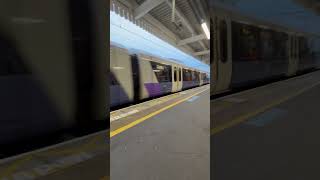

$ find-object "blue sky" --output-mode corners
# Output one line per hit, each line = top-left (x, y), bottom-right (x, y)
(110, 11), (210, 73)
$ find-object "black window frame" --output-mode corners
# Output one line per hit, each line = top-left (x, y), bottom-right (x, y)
(220, 19), (228, 63)
(173, 67), (177, 82)
(151, 61), (172, 83)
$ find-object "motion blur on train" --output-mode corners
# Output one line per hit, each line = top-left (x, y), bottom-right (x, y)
(0, 0), (107, 155)
(110, 45), (209, 108)
(211, 10), (320, 96)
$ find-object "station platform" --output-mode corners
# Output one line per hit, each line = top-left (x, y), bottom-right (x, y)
(111, 85), (210, 180)
(212, 70), (320, 179)
(0, 130), (109, 180)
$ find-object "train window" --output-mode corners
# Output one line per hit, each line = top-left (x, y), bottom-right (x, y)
(296, 37), (299, 59)
(260, 30), (274, 61)
(260, 30), (288, 61)
(295, 37), (298, 59)
(183, 69), (192, 81)
(178, 68), (182, 81)
(299, 37), (308, 60)
(174, 67), (177, 82)
(151, 62), (172, 83)
(309, 38), (316, 59)
(192, 71), (200, 81)
(0, 37), (30, 76)
(220, 20), (228, 63)
(192, 71), (195, 81)
(232, 22), (260, 61)
(293, 37), (298, 58)
(290, 36), (295, 58)
(274, 32), (288, 60)
(298, 37), (302, 60)
(205, 73), (208, 81)
(294, 37), (298, 59)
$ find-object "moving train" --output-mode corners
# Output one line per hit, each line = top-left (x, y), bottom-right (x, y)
(0, 0), (107, 153)
(110, 45), (209, 108)
(210, 7), (320, 95)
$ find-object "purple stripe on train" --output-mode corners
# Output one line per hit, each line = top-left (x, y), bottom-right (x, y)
(144, 83), (162, 97)
(144, 82), (172, 97)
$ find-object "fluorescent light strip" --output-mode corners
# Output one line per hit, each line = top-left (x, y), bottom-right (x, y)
(201, 22), (210, 40)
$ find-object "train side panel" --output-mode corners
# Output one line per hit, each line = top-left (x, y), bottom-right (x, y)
(230, 21), (288, 88)
(138, 55), (173, 100)
(110, 46), (134, 107)
(111, 46), (207, 108)
(171, 65), (183, 92)
(297, 36), (320, 73)
(211, 11), (320, 97)
(201, 72), (210, 85)
(211, 16), (233, 94)
(200, 73), (204, 86)
(286, 35), (299, 76)
(182, 69), (201, 90)
(315, 37), (320, 68)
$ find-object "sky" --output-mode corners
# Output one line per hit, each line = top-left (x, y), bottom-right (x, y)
(110, 11), (210, 73)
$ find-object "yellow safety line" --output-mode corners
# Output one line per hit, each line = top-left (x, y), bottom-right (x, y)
(110, 88), (193, 115)
(110, 87), (209, 138)
(211, 81), (320, 135)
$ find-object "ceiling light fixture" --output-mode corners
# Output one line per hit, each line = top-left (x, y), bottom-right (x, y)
(201, 21), (210, 40)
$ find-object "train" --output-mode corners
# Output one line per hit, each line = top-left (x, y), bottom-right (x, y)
(210, 7), (320, 96)
(0, 0), (107, 154)
(110, 45), (209, 108)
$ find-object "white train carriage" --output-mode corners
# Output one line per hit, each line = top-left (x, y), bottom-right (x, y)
(210, 7), (320, 96)
(110, 45), (208, 108)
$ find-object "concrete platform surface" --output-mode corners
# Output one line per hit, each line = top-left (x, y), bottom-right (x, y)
(0, 130), (109, 180)
(212, 71), (320, 179)
(111, 87), (210, 180)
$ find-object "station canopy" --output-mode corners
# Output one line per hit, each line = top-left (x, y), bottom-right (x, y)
(110, 11), (210, 73)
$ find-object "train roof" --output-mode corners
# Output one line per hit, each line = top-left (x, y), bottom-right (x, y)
(210, 2), (320, 38)
(110, 43), (208, 73)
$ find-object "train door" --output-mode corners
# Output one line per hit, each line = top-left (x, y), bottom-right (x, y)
(172, 66), (180, 92)
(211, 16), (232, 94)
(200, 73), (204, 86)
(287, 35), (299, 76)
(110, 47), (134, 107)
(297, 36), (303, 71)
(177, 67), (183, 91)
(210, 17), (217, 95)
(196, 71), (201, 86)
